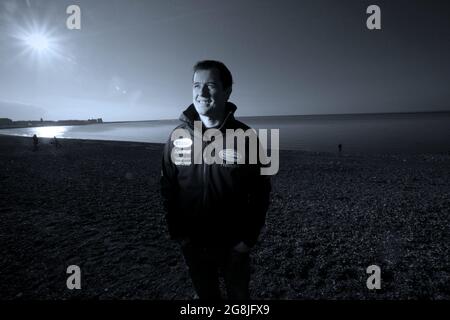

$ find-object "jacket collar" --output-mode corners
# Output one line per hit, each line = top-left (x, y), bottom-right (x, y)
(179, 102), (237, 130)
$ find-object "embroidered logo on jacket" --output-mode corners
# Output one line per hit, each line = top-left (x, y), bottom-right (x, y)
(173, 138), (192, 148)
(218, 149), (242, 164)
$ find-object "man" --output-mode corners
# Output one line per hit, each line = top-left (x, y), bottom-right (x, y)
(161, 60), (271, 300)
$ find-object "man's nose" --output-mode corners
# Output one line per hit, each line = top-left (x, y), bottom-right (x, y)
(200, 85), (210, 97)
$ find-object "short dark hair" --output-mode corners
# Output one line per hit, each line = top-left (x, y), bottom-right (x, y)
(193, 60), (233, 90)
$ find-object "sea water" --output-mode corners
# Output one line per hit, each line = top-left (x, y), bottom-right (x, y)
(1, 112), (449, 154)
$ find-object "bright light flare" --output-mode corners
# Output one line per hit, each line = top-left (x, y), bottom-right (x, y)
(10, 20), (64, 64)
(24, 33), (50, 52)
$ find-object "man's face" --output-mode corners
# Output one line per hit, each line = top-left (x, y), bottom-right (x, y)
(192, 68), (231, 118)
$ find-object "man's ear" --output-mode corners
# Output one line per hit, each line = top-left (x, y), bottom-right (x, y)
(224, 87), (232, 101)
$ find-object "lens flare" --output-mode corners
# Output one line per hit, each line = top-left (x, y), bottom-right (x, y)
(9, 19), (65, 64)
(24, 33), (50, 52)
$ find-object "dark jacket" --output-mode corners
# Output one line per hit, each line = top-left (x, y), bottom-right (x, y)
(160, 102), (271, 248)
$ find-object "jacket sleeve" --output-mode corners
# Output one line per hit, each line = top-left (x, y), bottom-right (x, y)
(241, 140), (272, 248)
(160, 137), (183, 240)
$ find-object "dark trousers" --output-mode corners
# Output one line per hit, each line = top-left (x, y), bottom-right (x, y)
(181, 243), (250, 300)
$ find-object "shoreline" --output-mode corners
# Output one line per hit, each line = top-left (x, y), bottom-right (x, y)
(0, 134), (449, 299)
(1, 133), (449, 157)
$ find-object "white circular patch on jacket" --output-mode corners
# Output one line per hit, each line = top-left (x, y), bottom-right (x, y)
(218, 149), (242, 162)
(173, 138), (192, 148)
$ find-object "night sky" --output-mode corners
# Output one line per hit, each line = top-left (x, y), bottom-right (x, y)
(0, 0), (449, 121)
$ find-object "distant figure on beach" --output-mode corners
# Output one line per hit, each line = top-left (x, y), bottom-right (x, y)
(161, 60), (271, 300)
(51, 136), (61, 149)
(32, 134), (39, 151)
(338, 143), (342, 154)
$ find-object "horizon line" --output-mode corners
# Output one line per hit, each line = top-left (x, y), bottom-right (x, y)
(105, 109), (450, 123)
(3, 109), (450, 123)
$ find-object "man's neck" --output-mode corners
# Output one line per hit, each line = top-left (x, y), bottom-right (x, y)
(199, 115), (220, 128)
(199, 111), (227, 129)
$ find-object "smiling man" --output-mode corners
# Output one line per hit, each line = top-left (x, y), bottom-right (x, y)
(192, 66), (230, 128)
(161, 60), (271, 300)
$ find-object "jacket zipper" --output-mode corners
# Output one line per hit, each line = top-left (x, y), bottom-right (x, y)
(201, 111), (233, 210)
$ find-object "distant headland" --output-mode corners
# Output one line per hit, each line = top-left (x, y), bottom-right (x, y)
(0, 118), (103, 129)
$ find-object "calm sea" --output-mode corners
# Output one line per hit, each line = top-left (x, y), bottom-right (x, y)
(1, 112), (449, 154)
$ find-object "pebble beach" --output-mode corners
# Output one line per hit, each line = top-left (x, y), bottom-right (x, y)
(0, 134), (449, 300)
